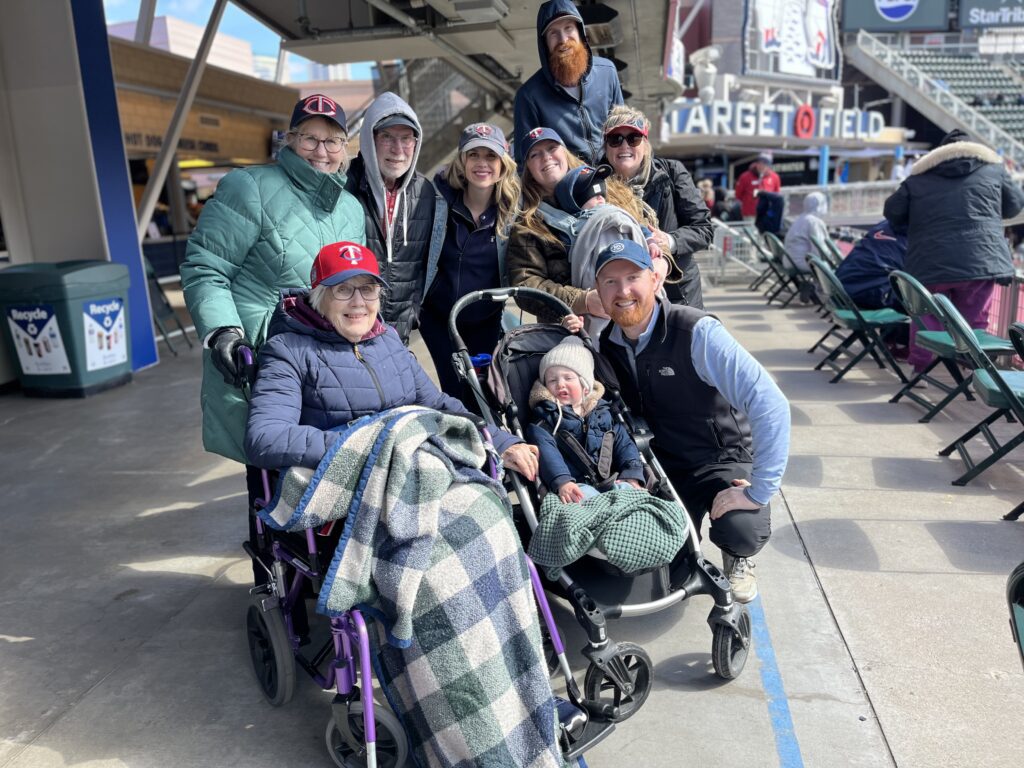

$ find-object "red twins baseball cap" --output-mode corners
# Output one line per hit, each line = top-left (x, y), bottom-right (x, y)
(291, 94), (347, 133)
(310, 242), (389, 289)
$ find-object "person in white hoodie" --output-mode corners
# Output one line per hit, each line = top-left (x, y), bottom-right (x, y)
(784, 190), (829, 272)
(344, 92), (447, 344)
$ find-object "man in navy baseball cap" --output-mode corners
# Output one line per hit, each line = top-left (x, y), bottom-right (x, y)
(592, 238), (791, 606)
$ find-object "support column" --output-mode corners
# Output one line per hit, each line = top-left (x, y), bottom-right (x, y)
(70, 0), (158, 369)
(818, 145), (831, 187)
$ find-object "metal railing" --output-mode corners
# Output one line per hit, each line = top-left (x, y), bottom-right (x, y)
(855, 30), (1024, 168)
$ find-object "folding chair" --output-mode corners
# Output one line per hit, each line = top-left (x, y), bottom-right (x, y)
(761, 233), (804, 308)
(811, 234), (843, 270)
(807, 258), (910, 384)
(935, 296), (1024, 486)
(888, 271), (1013, 423)
(735, 224), (778, 292)
(1002, 323), (1024, 520)
(764, 232), (824, 311)
(144, 256), (195, 356)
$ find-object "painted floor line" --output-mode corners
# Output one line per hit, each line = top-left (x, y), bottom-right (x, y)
(750, 596), (805, 768)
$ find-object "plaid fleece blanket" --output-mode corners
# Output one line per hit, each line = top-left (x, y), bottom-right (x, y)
(259, 407), (563, 768)
(527, 487), (688, 579)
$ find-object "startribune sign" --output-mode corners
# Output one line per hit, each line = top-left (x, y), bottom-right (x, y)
(961, 0), (1024, 27)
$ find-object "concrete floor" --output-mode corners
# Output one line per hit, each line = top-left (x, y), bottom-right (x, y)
(1, 283), (1022, 768)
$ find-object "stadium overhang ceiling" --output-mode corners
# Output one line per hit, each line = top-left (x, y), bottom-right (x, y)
(232, 0), (677, 117)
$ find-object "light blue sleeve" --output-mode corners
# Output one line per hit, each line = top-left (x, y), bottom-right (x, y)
(690, 316), (791, 505)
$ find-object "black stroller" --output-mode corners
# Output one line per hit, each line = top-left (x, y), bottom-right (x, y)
(446, 287), (753, 722)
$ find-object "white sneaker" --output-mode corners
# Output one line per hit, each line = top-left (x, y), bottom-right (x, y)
(722, 553), (757, 603)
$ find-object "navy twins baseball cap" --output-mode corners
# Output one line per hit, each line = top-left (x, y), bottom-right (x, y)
(555, 164), (612, 214)
(595, 239), (654, 276)
(519, 126), (565, 159)
(459, 123), (508, 156)
(291, 94), (347, 133)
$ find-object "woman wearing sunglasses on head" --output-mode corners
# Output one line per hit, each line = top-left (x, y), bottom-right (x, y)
(602, 105), (713, 309)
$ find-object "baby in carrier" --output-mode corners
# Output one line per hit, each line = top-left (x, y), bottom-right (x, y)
(553, 166), (667, 341)
(526, 336), (645, 503)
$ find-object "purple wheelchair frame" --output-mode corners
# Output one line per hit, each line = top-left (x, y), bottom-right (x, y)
(247, 429), (585, 768)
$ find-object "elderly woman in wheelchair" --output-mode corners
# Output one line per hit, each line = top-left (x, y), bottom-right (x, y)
(239, 242), (600, 768)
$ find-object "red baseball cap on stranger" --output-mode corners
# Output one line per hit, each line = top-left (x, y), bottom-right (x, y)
(310, 242), (389, 290)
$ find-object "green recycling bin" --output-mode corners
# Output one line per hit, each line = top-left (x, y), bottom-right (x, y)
(0, 260), (132, 397)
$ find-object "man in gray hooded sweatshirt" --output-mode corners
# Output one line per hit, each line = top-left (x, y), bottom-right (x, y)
(345, 92), (447, 344)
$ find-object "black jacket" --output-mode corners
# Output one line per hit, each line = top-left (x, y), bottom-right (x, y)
(599, 299), (752, 470)
(345, 155), (445, 344)
(642, 157), (713, 307)
(884, 140), (1024, 285)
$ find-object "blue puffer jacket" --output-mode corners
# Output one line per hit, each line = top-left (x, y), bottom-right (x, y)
(513, 0), (624, 165)
(526, 380), (644, 492)
(245, 291), (518, 469)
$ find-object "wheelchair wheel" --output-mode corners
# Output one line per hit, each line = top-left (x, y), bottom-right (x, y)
(326, 701), (408, 768)
(583, 642), (652, 722)
(245, 595), (296, 707)
(712, 605), (752, 680)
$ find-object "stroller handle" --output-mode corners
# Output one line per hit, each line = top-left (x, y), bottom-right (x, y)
(448, 287), (573, 352)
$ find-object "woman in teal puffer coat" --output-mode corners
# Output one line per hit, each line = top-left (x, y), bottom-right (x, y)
(181, 94), (365, 468)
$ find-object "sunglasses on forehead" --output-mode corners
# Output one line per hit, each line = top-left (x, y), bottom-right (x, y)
(605, 132), (645, 148)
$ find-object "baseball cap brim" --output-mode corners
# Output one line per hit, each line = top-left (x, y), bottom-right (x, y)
(460, 136), (507, 156)
(319, 270), (389, 289)
(605, 124), (649, 138)
(375, 115), (419, 134)
(292, 113), (346, 131)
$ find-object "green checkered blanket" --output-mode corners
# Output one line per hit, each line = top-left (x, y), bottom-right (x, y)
(527, 488), (689, 579)
(260, 406), (563, 768)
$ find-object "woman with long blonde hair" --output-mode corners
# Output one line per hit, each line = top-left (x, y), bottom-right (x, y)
(601, 105), (712, 308)
(419, 123), (521, 398)
(508, 127), (670, 323)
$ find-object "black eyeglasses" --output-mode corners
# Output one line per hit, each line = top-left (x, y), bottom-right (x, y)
(605, 132), (645, 148)
(296, 133), (347, 154)
(330, 283), (383, 301)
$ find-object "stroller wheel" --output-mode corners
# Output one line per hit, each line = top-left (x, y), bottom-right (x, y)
(245, 595), (296, 707)
(712, 605), (752, 680)
(583, 642), (653, 722)
(326, 701), (409, 768)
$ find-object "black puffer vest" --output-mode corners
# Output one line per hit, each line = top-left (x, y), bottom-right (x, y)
(599, 300), (752, 469)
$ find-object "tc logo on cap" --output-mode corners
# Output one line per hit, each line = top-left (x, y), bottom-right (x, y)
(527, 127), (545, 139)
(610, 242), (626, 253)
(472, 124), (493, 136)
(302, 94), (338, 117)
(338, 244), (364, 265)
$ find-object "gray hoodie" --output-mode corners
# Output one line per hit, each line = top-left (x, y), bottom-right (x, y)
(345, 92), (446, 343)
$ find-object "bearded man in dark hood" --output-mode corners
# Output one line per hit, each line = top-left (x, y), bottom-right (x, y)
(513, 0), (623, 166)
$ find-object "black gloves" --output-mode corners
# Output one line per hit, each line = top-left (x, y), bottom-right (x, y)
(209, 327), (256, 387)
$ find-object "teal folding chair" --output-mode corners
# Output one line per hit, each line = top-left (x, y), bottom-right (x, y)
(935, 295), (1024, 486)
(735, 224), (778, 292)
(807, 258), (910, 384)
(1002, 322), (1024, 520)
(811, 234), (843, 270)
(763, 233), (809, 308)
(888, 271), (1013, 422)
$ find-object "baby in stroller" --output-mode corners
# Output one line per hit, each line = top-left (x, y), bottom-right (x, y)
(527, 335), (645, 503)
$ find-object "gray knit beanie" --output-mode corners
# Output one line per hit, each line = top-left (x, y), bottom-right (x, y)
(539, 337), (594, 393)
